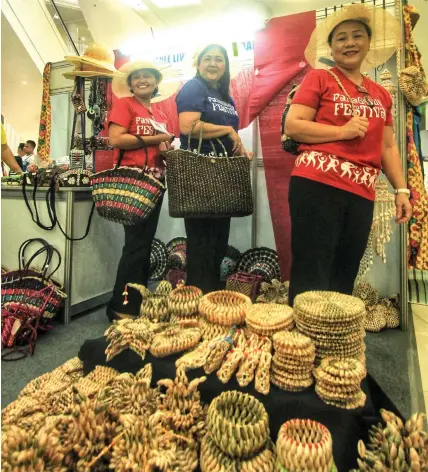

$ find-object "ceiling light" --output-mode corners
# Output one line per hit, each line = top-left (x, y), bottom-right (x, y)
(81, 36), (86, 40)
(118, 0), (148, 9)
(21, 80), (28, 85)
(151, 0), (200, 7)
(53, 13), (59, 19)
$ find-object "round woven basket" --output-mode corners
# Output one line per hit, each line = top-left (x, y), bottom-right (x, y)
(276, 419), (334, 471)
(200, 317), (231, 341)
(199, 291), (252, 327)
(168, 285), (203, 318)
(149, 327), (201, 358)
(207, 390), (269, 458)
(246, 304), (294, 336)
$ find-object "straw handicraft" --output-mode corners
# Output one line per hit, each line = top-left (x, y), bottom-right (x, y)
(271, 331), (315, 392)
(255, 350), (273, 395)
(199, 290), (252, 327)
(176, 340), (212, 371)
(364, 305), (388, 332)
(125, 281), (172, 322)
(276, 419), (336, 472)
(200, 316), (231, 341)
(204, 331), (235, 375)
(294, 291), (366, 364)
(350, 409), (428, 471)
(379, 297), (400, 329)
(314, 358), (367, 410)
(206, 391), (270, 459)
(256, 279), (290, 305)
(168, 284), (203, 320)
(236, 247), (281, 283)
(150, 326), (201, 358)
(2, 361), (207, 472)
(352, 282), (380, 308)
(246, 304), (294, 336)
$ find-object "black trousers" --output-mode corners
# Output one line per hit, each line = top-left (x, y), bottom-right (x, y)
(185, 217), (231, 294)
(288, 177), (374, 307)
(109, 200), (163, 315)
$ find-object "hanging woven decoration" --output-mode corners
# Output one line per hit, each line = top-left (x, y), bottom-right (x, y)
(357, 178), (395, 280)
(380, 68), (397, 127)
(37, 63), (52, 161)
(149, 238), (168, 282)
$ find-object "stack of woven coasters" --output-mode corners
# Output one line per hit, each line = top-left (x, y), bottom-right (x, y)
(270, 331), (315, 391)
(314, 357), (367, 409)
(294, 292), (366, 364)
(246, 304), (294, 337)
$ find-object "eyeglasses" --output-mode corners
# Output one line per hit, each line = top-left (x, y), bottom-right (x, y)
(356, 84), (375, 109)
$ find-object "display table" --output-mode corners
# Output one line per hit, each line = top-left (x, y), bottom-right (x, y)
(79, 336), (403, 471)
(1, 186), (124, 323)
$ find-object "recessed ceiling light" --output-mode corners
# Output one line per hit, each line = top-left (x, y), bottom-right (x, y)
(81, 36), (86, 40)
(151, 0), (200, 7)
(21, 80), (28, 85)
(53, 13), (59, 19)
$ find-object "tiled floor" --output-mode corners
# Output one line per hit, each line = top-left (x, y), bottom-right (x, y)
(412, 304), (428, 411)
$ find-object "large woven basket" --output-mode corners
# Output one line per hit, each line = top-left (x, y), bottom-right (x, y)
(91, 137), (165, 225)
(163, 123), (253, 218)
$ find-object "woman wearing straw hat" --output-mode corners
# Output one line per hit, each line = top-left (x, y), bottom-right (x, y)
(285, 4), (412, 307)
(176, 43), (250, 294)
(106, 61), (174, 321)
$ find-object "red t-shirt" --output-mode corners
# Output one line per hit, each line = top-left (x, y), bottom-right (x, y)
(291, 67), (393, 200)
(109, 96), (170, 169)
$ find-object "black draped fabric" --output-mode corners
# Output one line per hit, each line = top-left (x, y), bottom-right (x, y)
(79, 337), (403, 472)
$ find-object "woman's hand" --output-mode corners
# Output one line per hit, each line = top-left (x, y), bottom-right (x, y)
(395, 193), (412, 224)
(234, 144), (252, 160)
(159, 141), (174, 152)
(228, 128), (242, 154)
(340, 116), (369, 140)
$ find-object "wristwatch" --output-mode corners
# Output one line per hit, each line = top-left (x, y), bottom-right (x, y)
(394, 188), (410, 196)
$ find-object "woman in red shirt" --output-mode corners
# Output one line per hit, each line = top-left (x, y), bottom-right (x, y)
(285, 4), (412, 306)
(107, 61), (174, 321)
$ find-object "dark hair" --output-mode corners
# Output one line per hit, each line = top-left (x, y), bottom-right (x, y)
(127, 69), (160, 98)
(26, 140), (36, 149)
(328, 20), (372, 46)
(18, 142), (25, 150)
(196, 44), (232, 104)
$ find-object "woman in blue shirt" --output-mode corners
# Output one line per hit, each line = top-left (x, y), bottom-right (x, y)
(176, 43), (247, 293)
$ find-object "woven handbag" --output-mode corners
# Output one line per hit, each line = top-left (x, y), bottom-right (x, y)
(281, 84), (300, 155)
(226, 272), (263, 302)
(91, 135), (165, 225)
(163, 122), (253, 218)
(1, 239), (67, 319)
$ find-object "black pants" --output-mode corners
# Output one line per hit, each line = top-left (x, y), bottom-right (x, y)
(185, 217), (231, 294)
(288, 177), (374, 307)
(109, 201), (163, 315)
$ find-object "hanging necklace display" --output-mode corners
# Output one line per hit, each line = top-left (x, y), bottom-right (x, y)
(87, 78), (109, 139)
(357, 177), (395, 280)
(61, 77), (94, 186)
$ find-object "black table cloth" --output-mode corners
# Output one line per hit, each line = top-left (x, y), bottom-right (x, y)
(79, 336), (403, 471)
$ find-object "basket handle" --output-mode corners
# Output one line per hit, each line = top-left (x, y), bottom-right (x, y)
(187, 120), (229, 157)
(19, 239), (53, 280)
(115, 135), (148, 169)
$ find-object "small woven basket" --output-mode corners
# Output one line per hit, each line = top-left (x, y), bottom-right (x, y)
(199, 291), (252, 327)
(276, 419), (335, 472)
(168, 285), (203, 318)
(207, 390), (270, 458)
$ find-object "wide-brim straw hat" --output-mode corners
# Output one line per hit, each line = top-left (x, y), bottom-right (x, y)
(64, 43), (118, 79)
(304, 4), (400, 72)
(112, 60), (179, 103)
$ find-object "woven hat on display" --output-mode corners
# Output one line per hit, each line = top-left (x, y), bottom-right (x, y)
(64, 43), (119, 79)
(149, 238), (168, 282)
(304, 3), (400, 72)
(220, 245), (241, 282)
(166, 237), (187, 270)
(236, 247), (281, 283)
(112, 60), (179, 103)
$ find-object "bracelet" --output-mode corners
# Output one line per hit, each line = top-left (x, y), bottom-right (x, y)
(394, 188), (410, 196)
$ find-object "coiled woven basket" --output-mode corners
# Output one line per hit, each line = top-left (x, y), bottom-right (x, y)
(199, 291), (252, 327)
(207, 390), (270, 458)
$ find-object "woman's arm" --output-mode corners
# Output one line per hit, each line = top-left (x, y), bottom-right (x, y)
(109, 123), (172, 149)
(381, 126), (412, 224)
(285, 104), (369, 144)
(1, 143), (23, 174)
(179, 111), (241, 152)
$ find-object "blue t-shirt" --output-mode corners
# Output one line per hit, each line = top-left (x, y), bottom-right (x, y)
(176, 77), (239, 156)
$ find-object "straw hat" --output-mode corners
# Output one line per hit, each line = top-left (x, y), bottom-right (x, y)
(63, 43), (118, 79)
(236, 247), (281, 283)
(304, 4), (400, 72)
(112, 60), (179, 103)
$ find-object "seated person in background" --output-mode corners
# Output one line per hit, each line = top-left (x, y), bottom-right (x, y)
(13, 143), (25, 171)
(1, 124), (24, 174)
(22, 139), (37, 170)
